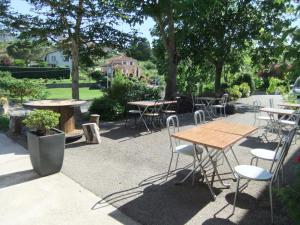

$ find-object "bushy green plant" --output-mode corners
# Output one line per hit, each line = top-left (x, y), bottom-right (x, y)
(226, 85), (242, 101)
(0, 72), (48, 102)
(89, 95), (125, 121)
(277, 159), (300, 225)
(89, 72), (161, 121)
(0, 114), (9, 131)
(239, 82), (251, 97)
(234, 73), (255, 93)
(266, 77), (287, 94)
(13, 59), (26, 67)
(23, 110), (60, 135)
(282, 92), (298, 103)
(89, 70), (104, 81)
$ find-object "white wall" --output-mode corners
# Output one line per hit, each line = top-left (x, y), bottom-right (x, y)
(46, 51), (72, 70)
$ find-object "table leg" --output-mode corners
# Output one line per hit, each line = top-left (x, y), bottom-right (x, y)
(59, 106), (75, 133)
(136, 106), (150, 132)
(204, 146), (231, 187)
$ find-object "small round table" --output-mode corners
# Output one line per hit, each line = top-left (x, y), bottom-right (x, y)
(24, 100), (86, 134)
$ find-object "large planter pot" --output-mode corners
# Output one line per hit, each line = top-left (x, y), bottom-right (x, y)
(27, 128), (65, 176)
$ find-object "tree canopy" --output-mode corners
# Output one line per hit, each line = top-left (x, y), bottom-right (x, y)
(126, 36), (151, 61)
(12, 0), (131, 99)
(6, 40), (48, 66)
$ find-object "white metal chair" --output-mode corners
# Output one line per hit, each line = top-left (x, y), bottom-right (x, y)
(144, 100), (164, 128)
(192, 95), (206, 113)
(232, 128), (297, 224)
(253, 100), (272, 127)
(194, 110), (206, 125)
(211, 94), (228, 117)
(166, 115), (201, 182)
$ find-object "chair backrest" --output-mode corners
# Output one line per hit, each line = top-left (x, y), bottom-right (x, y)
(166, 115), (180, 148)
(269, 98), (274, 108)
(148, 100), (163, 114)
(194, 110), (205, 125)
(270, 127), (297, 182)
(221, 94), (228, 105)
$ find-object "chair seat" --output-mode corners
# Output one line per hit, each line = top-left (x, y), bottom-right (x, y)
(279, 119), (297, 126)
(128, 110), (141, 114)
(257, 116), (271, 120)
(175, 144), (203, 156)
(211, 105), (224, 108)
(144, 113), (160, 117)
(235, 165), (272, 181)
(251, 148), (278, 161)
(163, 110), (176, 114)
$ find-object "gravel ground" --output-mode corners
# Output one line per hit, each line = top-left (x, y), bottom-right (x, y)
(61, 94), (299, 225)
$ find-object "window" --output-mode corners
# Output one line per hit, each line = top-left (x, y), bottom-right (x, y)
(51, 56), (56, 62)
(64, 56), (69, 61)
(130, 61), (133, 66)
(122, 61), (126, 65)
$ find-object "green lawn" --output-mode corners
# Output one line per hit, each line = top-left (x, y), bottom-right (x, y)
(46, 87), (103, 100)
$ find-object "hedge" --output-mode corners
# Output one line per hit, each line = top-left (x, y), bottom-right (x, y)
(0, 66), (70, 79)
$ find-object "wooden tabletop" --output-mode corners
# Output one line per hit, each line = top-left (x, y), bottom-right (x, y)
(172, 126), (242, 150)
(278, 103), (300, 108)
(201, 120), (258, 137)
(127, 100), (177, 107)
(260, 107), (295, 115)
(24, 99), (87, 107)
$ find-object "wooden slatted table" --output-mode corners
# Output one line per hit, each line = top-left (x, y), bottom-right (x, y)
(260, 107), (295, 115)
(201, 120), (258, 137)
(172, 121), (257, 197)
(278, 103), (300, 108)
(24, 100), (86, 134)
(127, 100), (177, 131)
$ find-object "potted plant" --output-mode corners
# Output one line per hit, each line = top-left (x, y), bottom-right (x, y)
(23, 109), (65, 176)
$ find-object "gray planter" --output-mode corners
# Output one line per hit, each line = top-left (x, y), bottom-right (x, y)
(27, 128), (65, 176)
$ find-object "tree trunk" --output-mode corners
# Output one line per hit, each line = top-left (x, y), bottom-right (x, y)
(71, 38), (80, 100)
(214, 62), (223, 93)
(165, 47), (177, 100)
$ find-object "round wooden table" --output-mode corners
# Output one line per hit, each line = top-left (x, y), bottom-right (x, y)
(23, 100), (86, 134)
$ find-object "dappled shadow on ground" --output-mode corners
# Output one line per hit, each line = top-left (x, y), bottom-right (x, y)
(94, 169), (221, 225)
(238, 136), (278, 150)
(0, 169), (39, 189)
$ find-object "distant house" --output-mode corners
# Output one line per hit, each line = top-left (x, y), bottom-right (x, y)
(101, 55), (140, 77)
(45, 50), (72, 70)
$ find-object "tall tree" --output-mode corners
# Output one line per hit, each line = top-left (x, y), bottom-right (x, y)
(7, 40), (47, 66)
(13, 0), (130, 99)
(181, 0), (294, 92)
(126, 36), (151, 61)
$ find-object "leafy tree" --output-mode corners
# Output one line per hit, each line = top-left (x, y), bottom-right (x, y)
(6, 40), (47, 66)
(285, 28), (300, 82)
(13, 0), (130, 99)
(181, 0), (294, 92)
(126, 36), (151, 61)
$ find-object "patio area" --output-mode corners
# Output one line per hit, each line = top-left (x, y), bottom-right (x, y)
(58, 94), (299, 225)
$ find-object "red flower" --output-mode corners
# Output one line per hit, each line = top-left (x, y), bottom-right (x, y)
(297, 156), (300, 164)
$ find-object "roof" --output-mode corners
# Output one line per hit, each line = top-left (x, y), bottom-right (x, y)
(106, 55), (137, 64)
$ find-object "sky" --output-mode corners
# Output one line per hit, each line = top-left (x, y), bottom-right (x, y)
(10, 0), (299, 44)
(10, 0), (156, 43)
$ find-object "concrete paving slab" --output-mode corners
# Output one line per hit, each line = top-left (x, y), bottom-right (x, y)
(0, 133), (139, 225)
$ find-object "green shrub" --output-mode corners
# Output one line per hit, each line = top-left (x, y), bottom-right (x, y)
(89, 70), (104, 81)
(0, 72), (48, 102)
(282, 92), (298, 103)
(13, 59), (26, 67)
(23, 109), (60, 135)
(0, 66), (70, 79)
(0, 114), (9, 131)
(266, 77), (287, 94)
(277, 162), (300, 225)
(89, 95), (125, 121)
(226, 85), (242, 101)
(89, 72), (161, 121)
(239, 83), (251, 97)
(234, 73), (255, 93)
